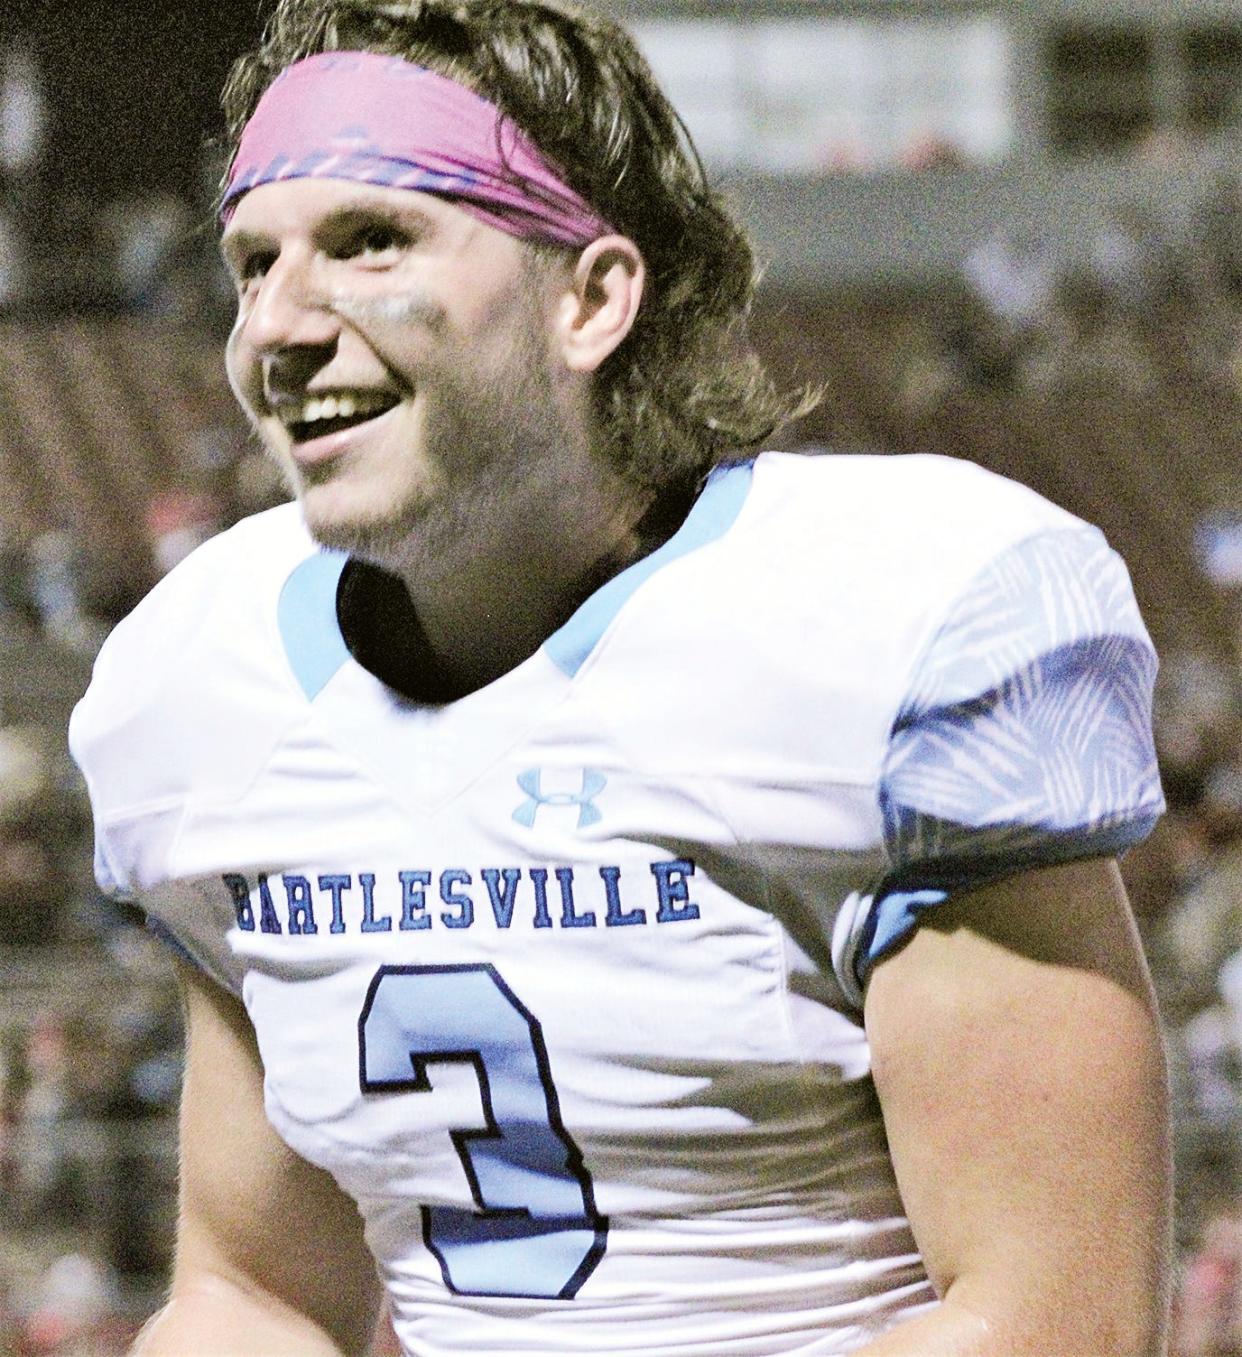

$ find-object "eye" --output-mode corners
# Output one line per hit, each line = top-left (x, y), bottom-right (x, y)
(338, 220), (410, 263)
(232, 248), (277, 288)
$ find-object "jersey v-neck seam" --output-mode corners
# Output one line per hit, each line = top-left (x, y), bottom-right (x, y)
(264, 461), (759, 819)
(273, 459), (758, 708)
(307, 663), (581, 822)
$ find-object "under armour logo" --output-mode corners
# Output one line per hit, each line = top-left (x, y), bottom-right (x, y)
(513, 768), (607, 829)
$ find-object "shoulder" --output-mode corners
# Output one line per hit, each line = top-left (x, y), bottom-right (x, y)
(746, 449), (1084, 562)
(69, 503), (317, 822)
(700, 451), (1111, 676)
(88, 503), (309, 663)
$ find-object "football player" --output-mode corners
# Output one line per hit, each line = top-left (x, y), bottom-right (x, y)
(71, 2), (1171, 1353)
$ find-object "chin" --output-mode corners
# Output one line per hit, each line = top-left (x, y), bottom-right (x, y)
(298, 489), (421, 564)
(303, 512), (394, 558)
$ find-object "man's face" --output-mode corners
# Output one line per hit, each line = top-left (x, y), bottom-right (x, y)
(222, 178), (572, 561)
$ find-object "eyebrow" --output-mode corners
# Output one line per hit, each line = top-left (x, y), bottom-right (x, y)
(218, 227), (272, 272)
(219, 197), (442, 269)
(314, 200), (443, 251)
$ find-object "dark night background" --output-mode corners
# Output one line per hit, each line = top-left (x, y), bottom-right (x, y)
(2, 4), (1242, 1348)
(1, 0), (268, 203)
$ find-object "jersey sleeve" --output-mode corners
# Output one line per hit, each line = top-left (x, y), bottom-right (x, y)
(836, 524), (1163, 999)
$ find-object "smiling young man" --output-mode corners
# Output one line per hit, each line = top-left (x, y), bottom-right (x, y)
(70, 2), (1171, 1354)
(222, 173), (649, 690)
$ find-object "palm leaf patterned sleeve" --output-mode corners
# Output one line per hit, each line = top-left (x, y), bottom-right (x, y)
(848, 526), (1164, 994)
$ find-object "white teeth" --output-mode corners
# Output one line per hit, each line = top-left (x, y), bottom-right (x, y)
(279, 392), (393, 428)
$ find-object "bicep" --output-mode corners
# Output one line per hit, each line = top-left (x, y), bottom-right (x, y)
(169, 959), (382, 1353)
(863, 857), (1171, 1356)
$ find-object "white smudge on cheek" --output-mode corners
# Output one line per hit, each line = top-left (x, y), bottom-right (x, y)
(334, 289), (444, 328)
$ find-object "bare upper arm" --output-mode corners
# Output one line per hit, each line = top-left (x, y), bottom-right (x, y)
(863, 857), (1171, 1356)
(166, 958), (383, 1354)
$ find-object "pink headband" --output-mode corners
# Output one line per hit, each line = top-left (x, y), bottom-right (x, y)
(222, 51), (615, 246)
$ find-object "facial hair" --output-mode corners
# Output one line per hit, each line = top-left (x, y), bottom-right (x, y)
(305, 282), (576, 586)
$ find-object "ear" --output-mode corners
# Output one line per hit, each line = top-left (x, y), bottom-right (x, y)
(556, 235), (645, 373)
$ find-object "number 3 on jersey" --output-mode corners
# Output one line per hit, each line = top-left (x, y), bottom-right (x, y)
(358, 963), (608, 1299)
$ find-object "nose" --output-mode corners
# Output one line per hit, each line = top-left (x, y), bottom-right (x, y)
(237, 250), (340, 399)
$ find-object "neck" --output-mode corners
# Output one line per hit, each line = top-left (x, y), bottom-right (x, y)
(365, 462), (654, 696)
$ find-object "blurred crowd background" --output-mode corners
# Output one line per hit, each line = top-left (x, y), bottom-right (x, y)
(1, 0), (1242, 1351)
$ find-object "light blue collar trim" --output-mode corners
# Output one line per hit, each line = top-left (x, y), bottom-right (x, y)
(278, 549), (350, 700)
(277, 461), (755, 698)
(544, 461), (754, 678)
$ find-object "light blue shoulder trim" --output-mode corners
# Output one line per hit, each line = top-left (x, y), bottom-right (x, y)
(278, 550), (350, 700)
(544, 461), (755, 678)
(277, 463), (754, 696)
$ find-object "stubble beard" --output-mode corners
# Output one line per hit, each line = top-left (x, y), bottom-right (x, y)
(293, 327), (573, 588)
(296, 463), (433, 566)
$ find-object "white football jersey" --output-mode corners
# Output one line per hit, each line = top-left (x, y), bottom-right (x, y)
(70, 452), (1162, 1356)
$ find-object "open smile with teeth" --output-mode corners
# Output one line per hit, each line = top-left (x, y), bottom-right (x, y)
(278, 391), (400, 443)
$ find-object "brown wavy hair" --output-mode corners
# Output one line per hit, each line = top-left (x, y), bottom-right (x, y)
(220, 0), (818, 495)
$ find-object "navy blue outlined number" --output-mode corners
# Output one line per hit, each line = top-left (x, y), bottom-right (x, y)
(358, 963), (608, 1299)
